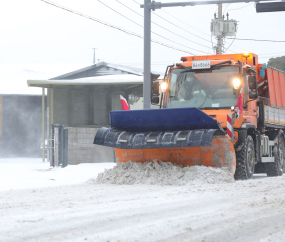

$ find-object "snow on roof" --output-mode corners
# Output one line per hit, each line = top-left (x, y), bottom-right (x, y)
(50, 62), (162, 80)
(28, 74), (144, 87)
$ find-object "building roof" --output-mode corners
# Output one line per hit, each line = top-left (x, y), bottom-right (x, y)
(26, 62), (162, 94)
(28, 74), (144, 88)
(50, 62), (162, 80)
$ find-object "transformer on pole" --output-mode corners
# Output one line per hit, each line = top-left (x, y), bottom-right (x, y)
(211, 9), (237, 54)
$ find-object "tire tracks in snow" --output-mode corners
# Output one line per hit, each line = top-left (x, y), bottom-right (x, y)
(0, 175), (285, 241)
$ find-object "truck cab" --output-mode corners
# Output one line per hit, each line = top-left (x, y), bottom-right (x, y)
(155, 53), (285, 179)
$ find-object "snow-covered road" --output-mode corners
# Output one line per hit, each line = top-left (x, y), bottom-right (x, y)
(1, 162), (285, 242)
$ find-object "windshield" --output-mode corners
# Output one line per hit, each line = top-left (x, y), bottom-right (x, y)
(166, 65), (240, 109)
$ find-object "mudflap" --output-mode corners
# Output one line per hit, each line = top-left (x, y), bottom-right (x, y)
(94, 127), (236, 174)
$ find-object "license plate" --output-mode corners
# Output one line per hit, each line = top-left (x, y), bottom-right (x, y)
(192, 60), (211, 69)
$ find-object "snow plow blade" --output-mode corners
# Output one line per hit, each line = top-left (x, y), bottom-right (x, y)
(93, 107), (236, 173)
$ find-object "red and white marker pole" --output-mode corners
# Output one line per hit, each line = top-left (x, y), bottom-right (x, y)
(227, 114), (233, 140)
(120, 95), (130, 110)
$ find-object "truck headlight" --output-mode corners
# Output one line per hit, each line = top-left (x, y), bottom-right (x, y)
(160, 82), (167, 93)
(233, 78), (241, 90)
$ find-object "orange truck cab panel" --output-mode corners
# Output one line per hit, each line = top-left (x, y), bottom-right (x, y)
(163, 53), (260, 130)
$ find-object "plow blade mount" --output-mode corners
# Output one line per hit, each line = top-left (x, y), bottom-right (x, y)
(94, 107), (236, 173)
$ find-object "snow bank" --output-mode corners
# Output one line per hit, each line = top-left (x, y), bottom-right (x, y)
(0, 158), (116, 191)
(95, 161), (235, 185)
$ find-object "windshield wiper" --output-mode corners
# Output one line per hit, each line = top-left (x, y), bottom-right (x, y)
(200, 107), (219, 110)
(211, 60), (232, 67)
(176, 63), (192, 71)
(201, 106), (231, 110)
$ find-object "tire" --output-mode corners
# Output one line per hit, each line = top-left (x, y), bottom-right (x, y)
(265, 137), (285, 177)
(234, 135), (255, 180)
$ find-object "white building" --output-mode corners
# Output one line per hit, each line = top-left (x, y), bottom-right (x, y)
(28, 62), (161, 165)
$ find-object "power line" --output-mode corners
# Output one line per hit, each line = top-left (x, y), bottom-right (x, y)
(152, 11), (211, 44)
(117, 0), (143, 16)
(223, 3), (231, 15)
(227, 3), (254, 12)
(98, 0), (143, 28)
(225, 2), (278, 52)
(215, 3), (230, 15)
(119, 0), (213, 48)
(124, 0), (212, 44)
(39, 0), (196, 55)
(224, 34), (237, 53)
(224, 24), (239, 54)
(227, 38), (285, 43)
(132, 0), (243, 54)
(101, 0), (210, 52)
(132, 0), (211, 37)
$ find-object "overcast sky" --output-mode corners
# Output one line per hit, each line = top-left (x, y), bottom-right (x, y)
(1, 0), (284, 94)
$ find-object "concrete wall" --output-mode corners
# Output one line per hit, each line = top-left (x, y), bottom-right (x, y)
(67, 127), (114, 164)
(53, 87), (114, 127)
(53, 89), (70, 126)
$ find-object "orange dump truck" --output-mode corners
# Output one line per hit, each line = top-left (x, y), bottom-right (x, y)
(94, 53), (285, 180)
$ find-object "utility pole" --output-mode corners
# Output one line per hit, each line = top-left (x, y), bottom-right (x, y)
(97, 59), (100, 63)
(217, 4), (223, 55)
(143, 0), (151, 109)
(92, 48), (96, 64)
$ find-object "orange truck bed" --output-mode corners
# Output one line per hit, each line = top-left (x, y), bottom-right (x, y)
(266, 67), (285, 108)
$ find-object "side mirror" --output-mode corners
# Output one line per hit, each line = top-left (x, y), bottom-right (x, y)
(249, 90), (258, 99)
(248, 75), (257, 90)
(152, 81), (160, 95)
(151, 81), (160, 105)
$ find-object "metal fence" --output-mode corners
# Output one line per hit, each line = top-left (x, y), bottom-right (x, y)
(50, 124), (68, 167)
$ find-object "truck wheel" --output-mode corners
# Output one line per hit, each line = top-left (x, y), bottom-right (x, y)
(234, 135), (255, 180)
(265, 138), (284, 177)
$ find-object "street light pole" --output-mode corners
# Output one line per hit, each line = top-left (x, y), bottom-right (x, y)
(143, 0), (151, 109)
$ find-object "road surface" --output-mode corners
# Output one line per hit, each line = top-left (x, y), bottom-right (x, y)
(1, 174), (285, 242)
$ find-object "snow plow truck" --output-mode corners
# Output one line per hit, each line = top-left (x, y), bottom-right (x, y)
(94, 53), (285, 180)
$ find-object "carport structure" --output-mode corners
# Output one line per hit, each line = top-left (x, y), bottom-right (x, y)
(28, 62), (160, 165)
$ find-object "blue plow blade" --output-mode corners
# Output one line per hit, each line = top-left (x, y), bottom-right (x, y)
(109, 107), (221, 132)
(94, 107), (225, 149)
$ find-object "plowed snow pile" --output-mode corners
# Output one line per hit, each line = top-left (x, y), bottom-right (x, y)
(95, 161), (235, 185)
